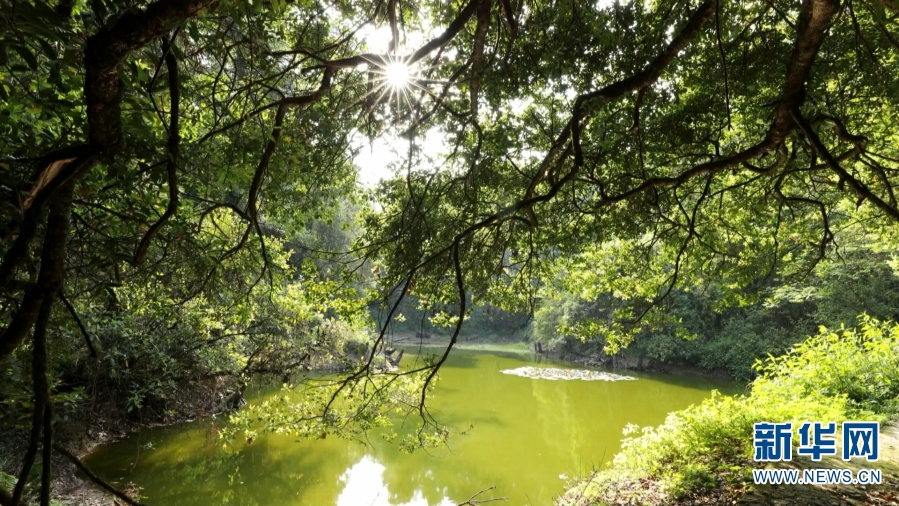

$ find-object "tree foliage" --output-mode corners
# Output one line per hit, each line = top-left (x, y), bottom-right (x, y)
(2, 0), (899, 502)
(560, 316), (899, 503)
(532, 228), (899, 379)
(366, 0), (899, 358)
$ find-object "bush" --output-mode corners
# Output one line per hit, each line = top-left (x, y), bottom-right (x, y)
(753, 315), (899, 417)
(560, 316), (899, 504)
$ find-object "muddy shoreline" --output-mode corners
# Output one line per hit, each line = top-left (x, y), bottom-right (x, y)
(0, 375), (239, 505)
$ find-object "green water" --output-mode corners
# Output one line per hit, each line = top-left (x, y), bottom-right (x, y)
(85, 349), (740, 505)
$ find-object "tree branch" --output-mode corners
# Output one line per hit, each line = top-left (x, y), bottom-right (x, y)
(792, 110), (899, 220)
(132, 34), (181, 266)
(0, 182), (75, 363)
(52, 445), (148, 506)
(85, 0), (214, 151)
(59, 291), (97, 358)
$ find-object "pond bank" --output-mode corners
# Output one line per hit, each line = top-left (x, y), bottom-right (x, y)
(560, 425), (899, 506)
(558, 319), (899, 506)
(0, 374), (246, 505)
(69, 348), (734, 506)
(395, 335), (734, 380)
(557, 349), (734, 380)
(3, 340), (734, 506)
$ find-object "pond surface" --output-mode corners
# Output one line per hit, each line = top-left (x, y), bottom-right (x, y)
(85, 348), (741, 505)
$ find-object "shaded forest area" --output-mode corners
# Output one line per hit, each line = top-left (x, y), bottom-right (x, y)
(534, 242), (899, 379)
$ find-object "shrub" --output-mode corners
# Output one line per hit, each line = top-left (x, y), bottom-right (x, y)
(560, 316), (899, 504)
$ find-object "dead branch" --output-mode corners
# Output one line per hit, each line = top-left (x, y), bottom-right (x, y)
(457, 486), (507, 505)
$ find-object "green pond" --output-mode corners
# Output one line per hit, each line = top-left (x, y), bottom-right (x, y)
(85, 348), (741, 505)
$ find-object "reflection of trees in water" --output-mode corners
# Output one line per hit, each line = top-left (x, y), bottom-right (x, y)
(94, 418), (469, 506)
(375, 426), (485, 504)
(89, 420), (369, 505)
(530, 373), (737, 476)
(531, 375), (607, 480)
(86, 355), (734, 506)
(338, 455), (458, 506)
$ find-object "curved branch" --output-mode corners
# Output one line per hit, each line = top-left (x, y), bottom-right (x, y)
(85, 0), (214, 151)
(418, 242), (466, 416)
(4, 0), (217, 293)
(793, 110), (899, 220)
(407, 0), (485, 65)
(525, 0), (718, 211)
(133, 34), (181, 266)
(59, 291), (97, 358)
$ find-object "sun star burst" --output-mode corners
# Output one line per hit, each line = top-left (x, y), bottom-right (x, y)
(384, 62), (411, 89)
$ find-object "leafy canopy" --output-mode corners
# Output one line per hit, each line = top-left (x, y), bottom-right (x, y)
(1, 0), (899, 499)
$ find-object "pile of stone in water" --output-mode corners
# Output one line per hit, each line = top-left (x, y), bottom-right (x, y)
(500, 366), (636, 381)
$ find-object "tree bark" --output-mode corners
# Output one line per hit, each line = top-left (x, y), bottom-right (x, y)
(1, 0), (216, 363)
(8, 183), (73, 505)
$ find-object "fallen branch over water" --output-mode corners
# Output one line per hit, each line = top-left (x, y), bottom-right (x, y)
(457, 485), (507, 505)
(52, 444), (148, 506)
(500, 367), (636, 381)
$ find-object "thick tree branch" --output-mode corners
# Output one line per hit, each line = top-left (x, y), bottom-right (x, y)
(793, 110), (899, 220)
(0, 150), (93, 292)
(85, 0), (214, 151)
(572, 0), (841, 207)
(8, 185), (74, 504)
(570, 0), (719, 170)
(3, 0), (216, 297)
(407, 0), (485, 65)
(10, 296), (53, 506)
(0, 183), (75, 363)
(524, 0), (717, 215)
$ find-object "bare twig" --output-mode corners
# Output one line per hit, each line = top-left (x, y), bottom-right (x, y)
(457, 485), (507, 505)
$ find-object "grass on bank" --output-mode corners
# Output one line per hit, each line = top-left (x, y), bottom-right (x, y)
(559, 315), (899, 505)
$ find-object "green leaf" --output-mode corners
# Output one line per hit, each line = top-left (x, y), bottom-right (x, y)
(37, 38), (57, 59)
(11, 45), (38, 71)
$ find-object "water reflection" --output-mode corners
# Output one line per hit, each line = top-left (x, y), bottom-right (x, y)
(336, 456), (454, 506)
(85, 350), (741, 505)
